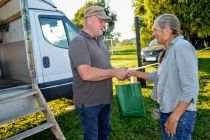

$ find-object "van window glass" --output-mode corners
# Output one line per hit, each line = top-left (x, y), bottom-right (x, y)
(65, 22), (78, 42)
(39, 18), (68, 49)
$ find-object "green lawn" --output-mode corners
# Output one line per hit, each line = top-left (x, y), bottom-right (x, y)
(0, 46), (210, 140)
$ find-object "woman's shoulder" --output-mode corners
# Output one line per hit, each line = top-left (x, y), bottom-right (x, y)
(174, 37), (195, 51)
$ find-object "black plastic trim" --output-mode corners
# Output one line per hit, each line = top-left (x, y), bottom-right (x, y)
(38, 78), (73, 101)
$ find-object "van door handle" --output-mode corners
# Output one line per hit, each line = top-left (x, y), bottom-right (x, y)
(43, 56), (50, 68)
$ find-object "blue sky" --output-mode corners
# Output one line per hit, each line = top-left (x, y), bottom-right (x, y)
(53, 0), (135, 40)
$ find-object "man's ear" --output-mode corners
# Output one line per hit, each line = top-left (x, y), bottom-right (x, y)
(86, 16), (93, 25)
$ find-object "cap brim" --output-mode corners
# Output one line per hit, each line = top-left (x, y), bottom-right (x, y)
(96, 15), (111, 20)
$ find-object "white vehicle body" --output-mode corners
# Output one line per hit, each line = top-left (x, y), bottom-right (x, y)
(0, 0), (78, 100)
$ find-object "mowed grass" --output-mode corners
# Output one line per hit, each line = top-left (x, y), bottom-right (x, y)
(0, 46), (210, 140)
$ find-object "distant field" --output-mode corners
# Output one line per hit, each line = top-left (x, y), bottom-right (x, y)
(1, 46), (210, 140)
(111, 45), (138, 68)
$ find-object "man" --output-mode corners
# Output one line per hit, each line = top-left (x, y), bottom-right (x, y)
(69, 5), (127, 140)
(128, 14), (199, 140)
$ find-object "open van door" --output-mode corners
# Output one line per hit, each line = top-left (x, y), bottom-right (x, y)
(31, 10), (78, 100)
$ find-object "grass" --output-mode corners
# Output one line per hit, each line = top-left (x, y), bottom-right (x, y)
(0, 46), (210, 140)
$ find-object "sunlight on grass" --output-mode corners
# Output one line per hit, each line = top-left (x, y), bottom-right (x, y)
(1, 47), (210, 140)
(197, 49), (210, 58)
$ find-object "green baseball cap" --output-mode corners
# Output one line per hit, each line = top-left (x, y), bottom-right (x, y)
(84, 5), (110, 20)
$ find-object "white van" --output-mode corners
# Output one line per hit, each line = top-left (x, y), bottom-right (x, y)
(0, 0), (78, 100)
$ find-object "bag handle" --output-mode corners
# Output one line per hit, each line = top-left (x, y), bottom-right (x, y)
(128, 63), (158, 70)
(128, 63), (158, 83)
(116, 63), (158, 84)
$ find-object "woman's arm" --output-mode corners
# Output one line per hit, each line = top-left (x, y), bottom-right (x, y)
(127, 70), (148, 80)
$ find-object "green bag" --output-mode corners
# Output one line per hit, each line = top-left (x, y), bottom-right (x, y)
(116, 83), (146, 117)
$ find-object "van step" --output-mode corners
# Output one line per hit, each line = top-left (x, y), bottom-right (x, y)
(0, 84), (31, 93)
(0, 107), (45, 125)
(6, 122), (54, 140)
(0, 85), (32, 96)
(0, 89), (38, 104)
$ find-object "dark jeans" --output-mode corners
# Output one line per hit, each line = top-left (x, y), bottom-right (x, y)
(160, 110), (196, 140)
(76, 104), (111, 140)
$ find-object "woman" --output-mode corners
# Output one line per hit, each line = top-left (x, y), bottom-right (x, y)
(128, 14), (199, 140)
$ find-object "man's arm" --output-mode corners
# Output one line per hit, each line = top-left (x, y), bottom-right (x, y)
(77, 64), (127, 81)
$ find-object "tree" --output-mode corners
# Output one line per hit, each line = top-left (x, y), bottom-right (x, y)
(132, 0), (174, 46)
(112, 32), (121, 42)
(72, 0), (117, 39)
(72, 2), (93, 30)
(174, 0), (210, 38)
(131, 0), (210, 47)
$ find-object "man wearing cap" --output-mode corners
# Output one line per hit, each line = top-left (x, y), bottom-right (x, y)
(69, 5), (127, 140)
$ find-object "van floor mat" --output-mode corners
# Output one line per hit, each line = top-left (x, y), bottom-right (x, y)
(0, 78), (27, 90)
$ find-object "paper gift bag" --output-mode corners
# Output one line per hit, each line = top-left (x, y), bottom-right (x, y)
(116, 83), (146, 117)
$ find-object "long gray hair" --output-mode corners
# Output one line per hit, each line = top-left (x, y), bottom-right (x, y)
(154, 14), (181, 36)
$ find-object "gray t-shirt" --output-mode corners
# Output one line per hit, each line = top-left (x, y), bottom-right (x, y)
(69, 31), (113, 107)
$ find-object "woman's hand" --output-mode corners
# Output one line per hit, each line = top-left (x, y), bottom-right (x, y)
(127, 70), (148, 80)
(164, 115), (178, 137)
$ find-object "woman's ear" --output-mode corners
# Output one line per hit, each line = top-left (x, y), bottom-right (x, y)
(165, 27), (173, 35)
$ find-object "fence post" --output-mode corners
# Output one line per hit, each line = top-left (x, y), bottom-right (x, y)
(135, 16), (146, 87)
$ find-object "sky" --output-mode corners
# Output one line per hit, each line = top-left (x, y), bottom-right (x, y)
(53, 0), (135, 40)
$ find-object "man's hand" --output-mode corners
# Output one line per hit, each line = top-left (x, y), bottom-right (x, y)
(113, 67), (128, 80)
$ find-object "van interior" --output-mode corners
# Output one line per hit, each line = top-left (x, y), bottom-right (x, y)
(0, 6), (33, 91)
(0, 40), (31, 90)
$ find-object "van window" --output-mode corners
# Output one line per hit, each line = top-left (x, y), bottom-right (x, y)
(39, 17), (68, 49)
(65, 22), (78, 42)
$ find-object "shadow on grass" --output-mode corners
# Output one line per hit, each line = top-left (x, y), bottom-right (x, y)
(113, 49), (137, 55)
(28, 109), (83, 140)
(111, 57), (137, 61)
(198, 94), (210, 102)
(29, 94), (162, 140)
(142, 85), (153, 90)
(111, 95), (161, 140)
(193, 108), (210, 140)
(198, 58), (210, 73)
(4, 88), (209, 140)
(199, 73), (210, 90)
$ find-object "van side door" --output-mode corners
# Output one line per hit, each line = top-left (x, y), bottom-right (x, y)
(31, 11), (78, 99)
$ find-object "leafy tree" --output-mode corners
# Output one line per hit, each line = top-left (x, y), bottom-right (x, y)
(174, 0), (210, 38)
(72, 2), (93, 30)
(132, 0), (174, 46)
(112, 32), (121, 41)
(131, 0), (210, 47)
(72, 0), (117, 39)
